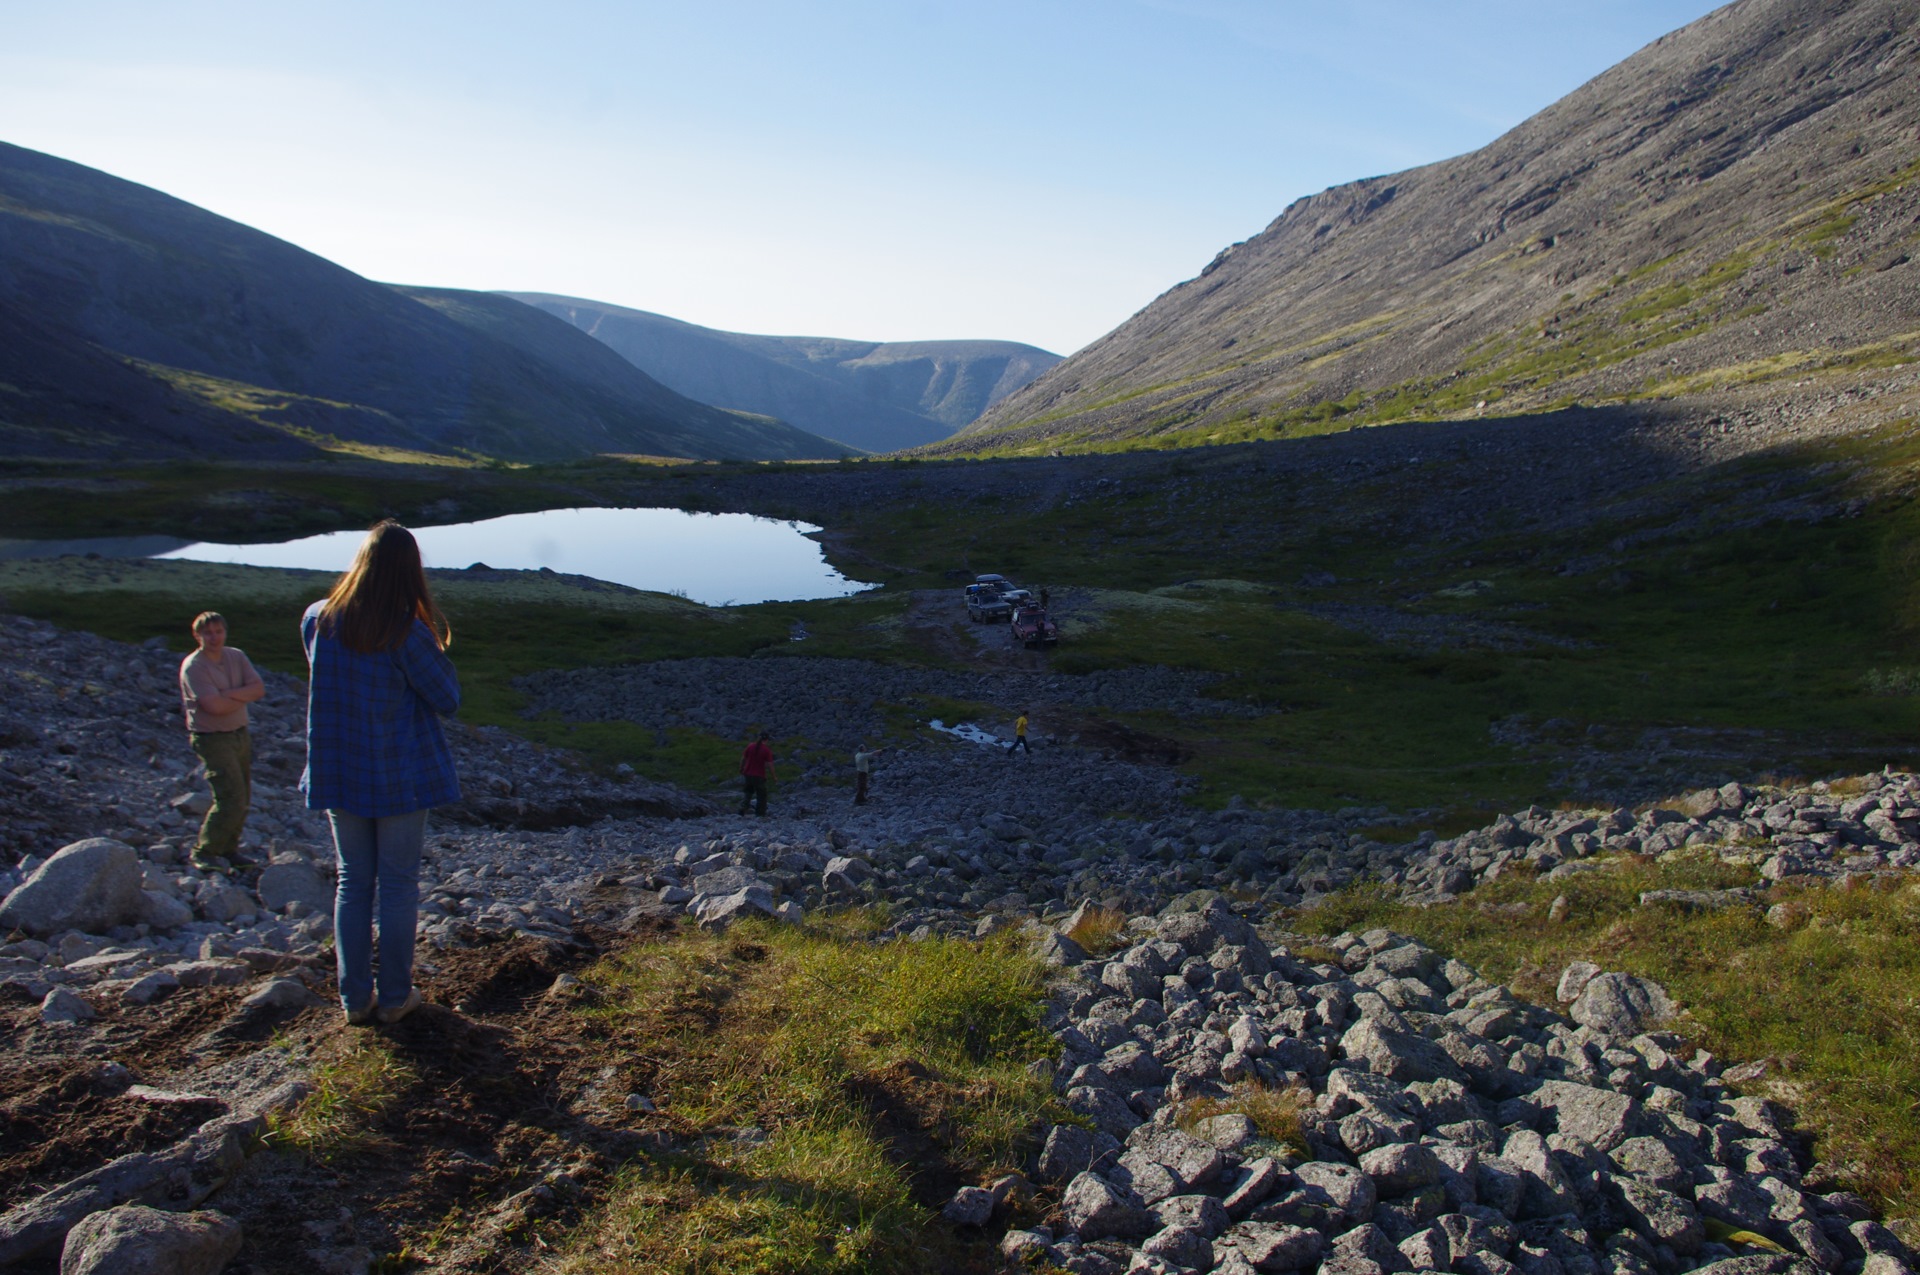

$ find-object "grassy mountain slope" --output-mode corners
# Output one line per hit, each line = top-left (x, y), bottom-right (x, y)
(0, 141), (848, 463)
(951, 0), (1920, 455)
(0, 293), (319, 461)
(507, 292), (1060, 454)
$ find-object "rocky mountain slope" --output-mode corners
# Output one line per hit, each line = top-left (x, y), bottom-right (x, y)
(953, 0), (1920, 455)
(0, 142), (850, 463)
(508, 292), (1061, 454)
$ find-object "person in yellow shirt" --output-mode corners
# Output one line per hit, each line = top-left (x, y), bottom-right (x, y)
(1005, 710), (1031, 757)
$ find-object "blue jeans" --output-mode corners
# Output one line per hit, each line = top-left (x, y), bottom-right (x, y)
(329, 808), (426, 1012)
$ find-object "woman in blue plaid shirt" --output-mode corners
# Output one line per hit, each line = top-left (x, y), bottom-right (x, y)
(302, 520), (460, 1027)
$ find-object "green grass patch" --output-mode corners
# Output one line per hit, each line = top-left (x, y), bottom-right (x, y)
(554, 914), (1061, 1273)
(1291, 858), (1920, 1224)
(269, 1034), (418, 1162)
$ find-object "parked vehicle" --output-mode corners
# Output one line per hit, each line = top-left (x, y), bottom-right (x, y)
(965, 583), (1012, 622)
(1011, 605), (1058, 648)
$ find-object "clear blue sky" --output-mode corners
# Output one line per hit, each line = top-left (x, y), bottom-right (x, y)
(1, 1), (1724, 354)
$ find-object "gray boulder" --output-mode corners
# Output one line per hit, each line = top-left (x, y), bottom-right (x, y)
(1531, 1080), (1641, 1152)
(135, 891), (194, 931)
(1341, 1018), (1469, 1085)
(1614, 1179), (1704, 1255)
(1500, 1129), (1578, 1219)
(1227, 1220), (1325, 1271)
(1360, 1142), (1444, 1195)
(1061, 1172), (1154, 1241)
(940, 1185), (994, 1226)
(1142, 1224), (1214, 1269)
(41, 988), (96, 1025)
(1037, 1123), (1122, 1182)
(693, 887), (777, 931)
(1568, 973), (1675, 1036)
(256, 861), (332, 914)
(1556, 961), (1602, 1003)
(0, 839), (143, 936)
(821, 856), (873, 892)
(59, 1205), (241, 1275)
(1066, 1085), (1143, 1140)
(1293, 1161), (1379, 1222)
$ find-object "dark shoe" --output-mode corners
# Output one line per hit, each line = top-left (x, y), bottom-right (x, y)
(345, 994), (377, 1027)
(376, 988), (424, 1025)
(191, 850), (232, 871)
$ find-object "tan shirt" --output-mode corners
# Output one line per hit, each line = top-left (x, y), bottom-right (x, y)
(179, 648), (262, 734)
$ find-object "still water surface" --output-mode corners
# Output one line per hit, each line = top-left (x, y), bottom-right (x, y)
(1, 507), (875, 607)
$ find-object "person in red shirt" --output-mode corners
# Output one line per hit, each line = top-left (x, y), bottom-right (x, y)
(739, 731), (774, 816)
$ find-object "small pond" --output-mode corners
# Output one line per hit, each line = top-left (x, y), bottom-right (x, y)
(0, 507), (876, 607)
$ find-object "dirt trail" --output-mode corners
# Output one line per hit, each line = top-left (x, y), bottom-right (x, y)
(0, 929), (695, 1274)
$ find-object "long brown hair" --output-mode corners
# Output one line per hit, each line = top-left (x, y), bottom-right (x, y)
(318, 520), (450, 653)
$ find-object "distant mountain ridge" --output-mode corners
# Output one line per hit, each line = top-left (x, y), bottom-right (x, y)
(953, 0), (1920, 454)
(506, 293), (1062, 455)
(0, 141), (849, 463)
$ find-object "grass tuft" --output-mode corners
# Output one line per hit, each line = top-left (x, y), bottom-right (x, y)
(553, 914), (1061, 1273)
(1176, 1080), (1312, 1154)
(270, 1035), (418, 1162)
(1064, 906), (1129, 956)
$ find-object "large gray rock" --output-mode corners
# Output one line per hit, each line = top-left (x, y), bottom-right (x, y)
(256, 861), (332, 914)
(1531, 1080), (1642, 1152)
(1036, 1122), (1122, 1183)
(1229, 1220), (1326, 1271)
(1360, 1142), (1444, 1195)
(1293, 1161), (1378, 1223)
(821, 856), (873, 892)
(0, 1114), (257, 1264)
(1061, 1172), (1154, 1241)
(1500, 1129), (1577, 1219)
(1688, 1258), (1821, 1275)
(1142, 1223), (1214, 1269)
(1341, 1018), (1469, 1085)
(1066, 1085), (1143, 1141)
(940, 1185), (994, 1227)
(0, 839), (144, 936)
(1614, 1179), (1704, 1255)
(693, 887), (777, 931)
(59, 1204), (241, 1275)
(1568, 973), (1675, 1036)
(135, 891), (194, 931)
(41, 988), (96, 1025)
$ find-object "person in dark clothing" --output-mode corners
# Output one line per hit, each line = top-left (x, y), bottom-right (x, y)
(739, 731), (774, 815)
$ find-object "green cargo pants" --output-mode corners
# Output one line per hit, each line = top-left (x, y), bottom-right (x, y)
(189, 726), (253, 861)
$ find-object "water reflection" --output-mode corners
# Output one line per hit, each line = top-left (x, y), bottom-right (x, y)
(1, 507), (875, 607)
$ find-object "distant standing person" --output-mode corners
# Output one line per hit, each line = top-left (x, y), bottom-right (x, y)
(853, 743), (885, 805)
(1006, 709), (1031, 757)
(1040, 588), (1050, 610)
(178, 611), (266, 869)
(302, 520), (460, 1027)
(740, 731), (774, 816)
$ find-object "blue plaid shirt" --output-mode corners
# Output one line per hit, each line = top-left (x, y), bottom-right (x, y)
(301, 600), (461, 817)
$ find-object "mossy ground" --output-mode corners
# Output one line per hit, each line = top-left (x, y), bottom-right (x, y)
(1291, 855), (1920, 1232)
(552, 913), (1060, 1274)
